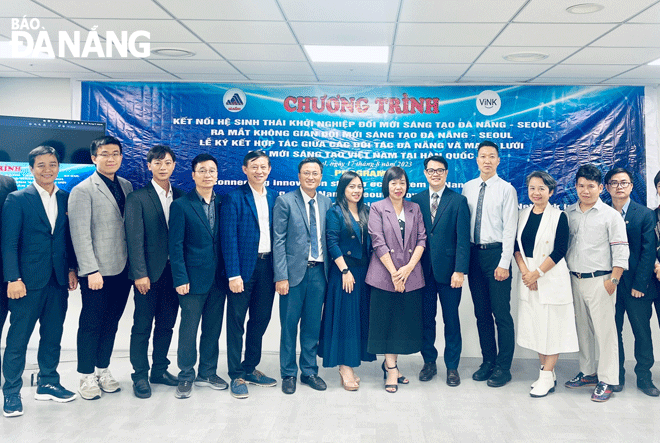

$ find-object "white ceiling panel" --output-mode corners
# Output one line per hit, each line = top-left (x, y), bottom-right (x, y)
(464, 63), (551, 78)
(396, 23), (505, 46)
(99, 72), (179, 80)
(389, 63), (471, 77)
(247, 74), (318, 82)
(478, 46), (579, 64)
(172, 73), (248, 82)
(157, 0), (284, 21)
(317, 75), (388, 84)
(211, 44), (306, 62)
(33, 71), (109, 79)
(392, 46), (482, 64)
(537, 64), (639, 79)
(4, 57), (92, 72)
(601, 78), (656, 84)
(0, 1), (59, 18)
(73, 19), (198, 43)
(38, 0), (171, 19)
(629, 2), (660, 22)
(291, 22), (395, 46)
(529, 77), (611, 84)
(313, 63), (389, 77)
(149, 59), (241, 74)
(565, 47), (660, 64)
(494, 23), (616, 47)
(605, 64), (660, 79)
(400, 0), (526, 22)
(514, 0), (658, 23)
(592, 24), (660, 47)
(183, 20), (296, 44)
(0, 70), (39, 77)
(70, 58), (167, 73)
(231, 60), (315, 76)
(279, 0), (400, 22)
(389, 76), (460, 84)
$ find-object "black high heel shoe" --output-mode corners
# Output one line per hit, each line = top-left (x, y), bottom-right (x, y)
(381, 361), (409, 385)
(383, 363), (398, 393)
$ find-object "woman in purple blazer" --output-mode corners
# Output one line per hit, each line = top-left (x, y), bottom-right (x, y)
(365, 166), (426, 393)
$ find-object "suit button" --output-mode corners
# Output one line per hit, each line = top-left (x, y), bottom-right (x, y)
(347, 251), (352, 255)
(408, 249), (412, 253)
(391, 249), (395, 252)
(351, 235), (356, 239)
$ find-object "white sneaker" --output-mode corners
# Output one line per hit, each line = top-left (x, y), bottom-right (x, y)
(96, 368), (121, 393)
(79, 374), (102, 400)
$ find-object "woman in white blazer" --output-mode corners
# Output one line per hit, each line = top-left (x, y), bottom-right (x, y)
(513, 171), (578, 397)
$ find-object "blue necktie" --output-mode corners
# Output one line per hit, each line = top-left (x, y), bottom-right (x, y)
(309, 199), (319, 259)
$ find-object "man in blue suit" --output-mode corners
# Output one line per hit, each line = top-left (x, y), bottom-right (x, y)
(412, 155), (470, 387)
(605, 167), (659, 396)
(2, 146), (78, 417)
(221, 150), (278, 399)
(169, 153), (227, 399)
(273, 157), (331, 394)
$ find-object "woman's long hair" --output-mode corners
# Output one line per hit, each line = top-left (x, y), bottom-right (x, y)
(335, 171), (369, 232)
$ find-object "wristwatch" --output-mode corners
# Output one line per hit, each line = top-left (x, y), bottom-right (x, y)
(610, 277), (619, 285)
(535, 268), (545, 277)
(341, 268), (350, 275)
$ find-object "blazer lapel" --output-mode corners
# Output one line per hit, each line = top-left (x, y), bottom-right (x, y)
(294, 189), (310, 233)
(53, 189), (68, 233)
(146, 182), (168, 229)
(432, 191), (451, 232)
(384, 198), (404, 249)
(189, 192), (213, 236)
(26, 184), (51, 229)
(403, 200), (416, 248)
(243, 185), (259, 225)
(91, 173), (121, 217)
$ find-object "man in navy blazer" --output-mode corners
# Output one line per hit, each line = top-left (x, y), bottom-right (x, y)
(273, 157), (331, 394)
(125, 145), (184, 398)
(169, 153), (227, 399)
(412, 155), (470, 387)
(2, 146), (78, 417)
(605, 167), (659, 396)
(221, 150), (278, 399)
(0, 173), (16, 384)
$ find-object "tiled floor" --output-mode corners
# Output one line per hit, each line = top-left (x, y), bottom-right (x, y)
(2, 352), (659, 442)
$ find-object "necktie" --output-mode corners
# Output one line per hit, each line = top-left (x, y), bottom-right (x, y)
(431, 192), (439, 223)
(309, 198), (319, 259)
(474, 182), (486, 245)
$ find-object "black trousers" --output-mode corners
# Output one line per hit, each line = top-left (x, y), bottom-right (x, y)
(0, 283), (7, 373)
(226, 256), (275, 380)
(468, 245), (515, 371)
(129, 263), (179, 382)
(421, 274), (462, 370)
(3, 273), (68, 395)
(177, 282), (226, 382)
(77, 267), (131, 374)
(616, 282), (654, 384)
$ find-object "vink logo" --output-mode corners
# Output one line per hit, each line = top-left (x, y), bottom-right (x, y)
(476, 90), (501, 116)
(223, 88), (247, 112)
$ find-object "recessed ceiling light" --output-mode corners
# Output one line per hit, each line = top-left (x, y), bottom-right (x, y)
(151, 48), (195, 57)
(503, 52), (549, 62)
(304, 45), (389, 63)
(566, 3), (604, 14)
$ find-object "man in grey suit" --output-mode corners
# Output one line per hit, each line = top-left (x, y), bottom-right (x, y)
(273, 157), (331, 394)
(69, 136), (133, 401)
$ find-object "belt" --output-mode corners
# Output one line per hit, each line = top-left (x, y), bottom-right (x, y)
(570, 270), (610, 279)
(472, 242), (502, 250)
(307, 261), (323, 268)
(257, 252), (271, 259)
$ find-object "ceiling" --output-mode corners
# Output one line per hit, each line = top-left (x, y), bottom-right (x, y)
(1, 0), (660, 85)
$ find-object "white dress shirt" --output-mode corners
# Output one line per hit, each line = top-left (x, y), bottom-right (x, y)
(249, 183), (271, 254)
(300, 188), (324, 262)
(151, 179), (173, 226)
(34, 182), (58, 234)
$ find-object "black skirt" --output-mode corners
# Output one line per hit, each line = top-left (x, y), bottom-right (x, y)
(367, 286), (423, 355)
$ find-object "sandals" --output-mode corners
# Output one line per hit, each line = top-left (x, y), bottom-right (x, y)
(339, 369), (359, 391)
(381, 361), (409, 385)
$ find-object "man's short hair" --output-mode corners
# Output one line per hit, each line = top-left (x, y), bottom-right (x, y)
(654, 170), (660, 188)
(90, 135), (123, 157)
(423, 154), (448, 170)
(192, 153), (218, 171)
(525, 170), (556, 193)
(382, 166), (409, 198)
(604, 167), (633, 185)
(243, 150), (270, 167)
(29, 145), (60, 167)
(298, 157), (324, 173)
(477, 140), (499, 155)
(147, 145), (176, 163)
(575, 164), (602, 184)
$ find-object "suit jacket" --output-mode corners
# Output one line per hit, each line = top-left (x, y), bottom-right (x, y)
(326, 204), (371, 262)
(620, 200), (657, 299)
(0, 174), (17, 283)
(220, 183), (277, 283)
(2, 184), (76, 290)
(69, 172), (133, 277)
(411, 188), (470, 285)
(168, 190), (225, 295)
(273, 188), (331, 287)
(365, 197), (427, 292)
(125, 182), (184, 282)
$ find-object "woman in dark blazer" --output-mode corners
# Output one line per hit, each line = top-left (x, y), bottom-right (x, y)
(365, 166), (426, 393)
(318, 171), (376, 391)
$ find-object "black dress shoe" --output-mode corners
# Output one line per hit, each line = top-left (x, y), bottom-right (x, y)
(446, 369), (461, 387)
(300, 374), (327, 391)
(133, 379), (151, 399)
(472, 362), (494, 381)
(419, 363), (437, 382)
(150, 371), (179, 387)
(611, 384), (624, 393)
(487, 367), (512, 387)
(282, 376), (296, 394)
(638, 380), (660, 397)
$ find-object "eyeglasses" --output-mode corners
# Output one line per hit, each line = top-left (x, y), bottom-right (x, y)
(96, 152), (122, 159)
(301, 171), (321, 178)
(195, 169), (217, 176)
(425, 168), (447, 175)
(608, 181), (632, 188)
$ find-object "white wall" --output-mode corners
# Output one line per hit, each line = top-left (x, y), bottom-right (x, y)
(0, 77), (658, 371)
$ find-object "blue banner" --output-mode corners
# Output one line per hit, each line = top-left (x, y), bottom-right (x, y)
(81, 83), (645, 207)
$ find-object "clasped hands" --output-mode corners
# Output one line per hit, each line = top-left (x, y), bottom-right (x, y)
(391, 264), (413, 293)
(520, 268), (538, 291)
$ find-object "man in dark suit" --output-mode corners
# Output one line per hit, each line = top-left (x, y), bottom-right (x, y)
(169, 153), (227, 399)
(0, 173), (17, 381)
(412, 155), (470, 386)
(2, 146), (78, 417)
(125, 145), (184, 399)
(605, 167), (659, 396)
(220, 150), (278, 399)
(273, 157), (331, 394)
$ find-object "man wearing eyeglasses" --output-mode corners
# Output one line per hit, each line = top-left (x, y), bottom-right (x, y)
(604, 167), (658, 397)
(169, 153), (228, 399)
(412, 155), (470, 386)
(69, 136), (133, 400)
